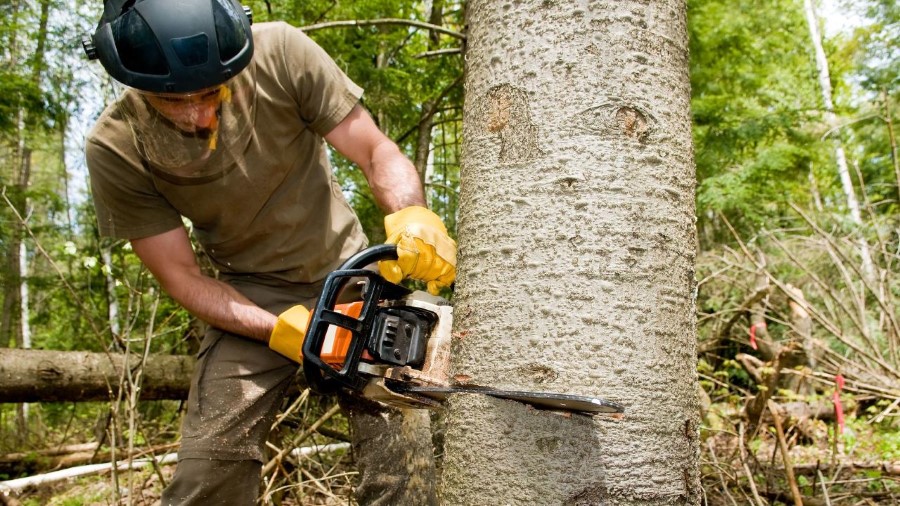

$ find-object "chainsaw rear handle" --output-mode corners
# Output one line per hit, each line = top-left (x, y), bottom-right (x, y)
(302, 244), (409, 394)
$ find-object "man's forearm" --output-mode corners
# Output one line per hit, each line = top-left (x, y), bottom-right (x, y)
(366, 140), (426, 213)
(130, 228), (279, 344)
(323, 104), (426, 214)
(162, 273), (277, 342)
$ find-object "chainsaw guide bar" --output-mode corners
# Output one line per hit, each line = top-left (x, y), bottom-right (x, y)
(302, 245), (624, 417)
(391, 384), (624, 415)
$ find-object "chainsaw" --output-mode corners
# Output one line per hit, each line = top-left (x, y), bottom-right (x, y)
(301, 245), (623, 416)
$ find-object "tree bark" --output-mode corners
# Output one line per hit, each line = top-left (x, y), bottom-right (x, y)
(0, 349), (195, 402)
(440, 1), (700, 504)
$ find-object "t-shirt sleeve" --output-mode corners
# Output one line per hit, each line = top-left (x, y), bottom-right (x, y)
(279, 24), (364, 136)
(86, 137), (184, 239)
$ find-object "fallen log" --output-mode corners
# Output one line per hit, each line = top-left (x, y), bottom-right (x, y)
(788, 461), (900, 476)
(0, 443), (179, 478)
(0, 452), (180, 495)
(0, 443), (350, 495)
(0, 349), (195, 403)
(0, 443), (100, 461)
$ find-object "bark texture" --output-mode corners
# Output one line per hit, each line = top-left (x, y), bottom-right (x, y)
(0, 349), (195, 402)
(441, 1), (700, 504)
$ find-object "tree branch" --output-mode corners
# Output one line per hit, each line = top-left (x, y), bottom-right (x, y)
(300, 18), (466, 40)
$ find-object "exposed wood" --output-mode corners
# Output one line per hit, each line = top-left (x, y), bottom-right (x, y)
(750, 253), (779, 361)
(785, 284), (814, 360)
(736, 353), (764, 383)
(0, 349), (195, 403)
(785, 283), (817, 394)
(745, 344), (806, 436)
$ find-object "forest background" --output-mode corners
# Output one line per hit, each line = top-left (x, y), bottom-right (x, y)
(0, 0), (898, 504)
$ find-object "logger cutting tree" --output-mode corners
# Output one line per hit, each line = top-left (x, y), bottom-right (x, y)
(2, 0), (897, 503)
(79, 0), (456, 503)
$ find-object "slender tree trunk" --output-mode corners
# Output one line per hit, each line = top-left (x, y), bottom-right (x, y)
(414, 0), (444, 183)
(19, 240), (30, 350)
(17, 239), (31, 434)
(808, 165), (824, 212)
(101, 246), (121, 338)
(803, 0), (874, 280)
(440, 1), (700, 504)
(7, 0), (52, 436)
(0, 247), (20, 349)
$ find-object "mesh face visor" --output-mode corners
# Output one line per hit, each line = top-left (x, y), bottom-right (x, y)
(117, 63), (257, 175)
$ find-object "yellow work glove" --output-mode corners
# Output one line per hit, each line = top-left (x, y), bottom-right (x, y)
(379, 206), (457, 295)
(269, 305), (310, 362)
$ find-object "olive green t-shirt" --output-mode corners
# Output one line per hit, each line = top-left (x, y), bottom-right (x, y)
(86, 22), (368, 284)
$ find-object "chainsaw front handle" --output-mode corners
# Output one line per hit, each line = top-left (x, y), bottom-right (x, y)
(339, 243), (398, 270)
(302, 245), (408, 394)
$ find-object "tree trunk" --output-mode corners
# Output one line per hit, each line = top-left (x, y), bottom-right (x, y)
(440, 1), (700, 504)
(0, 349), (195, 402)
(100, 246), (122, 338)
(413, 0), (444, 180)
(2, 0), (53, 436)
(803, 0), (874, 281)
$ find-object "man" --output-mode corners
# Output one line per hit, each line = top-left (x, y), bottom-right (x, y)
(82, 0), (455, 503)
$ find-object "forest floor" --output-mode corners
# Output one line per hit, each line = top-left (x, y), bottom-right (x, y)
(5, 443), (898, 505)
(2, 401), (897, 505)
(699, 402), (899, 506)
(3, 452), (357, 505)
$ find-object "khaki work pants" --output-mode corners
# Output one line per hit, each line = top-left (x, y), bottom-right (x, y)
(160, 277), (438, 505)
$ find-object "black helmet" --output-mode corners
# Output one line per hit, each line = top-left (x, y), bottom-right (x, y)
(83, 0), (253, 94)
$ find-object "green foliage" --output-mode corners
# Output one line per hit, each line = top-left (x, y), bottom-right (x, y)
(852, 0), (899, 91)
(0, 71), (45, 133)
(689, 0), (824, 239)
(248, 0), (464, 240)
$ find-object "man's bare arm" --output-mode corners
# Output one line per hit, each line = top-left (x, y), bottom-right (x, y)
(324, 104), (425, 213)
(130, 227), (277, 342)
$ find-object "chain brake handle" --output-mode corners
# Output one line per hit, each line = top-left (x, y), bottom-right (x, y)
(302, 245), (409, 394)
